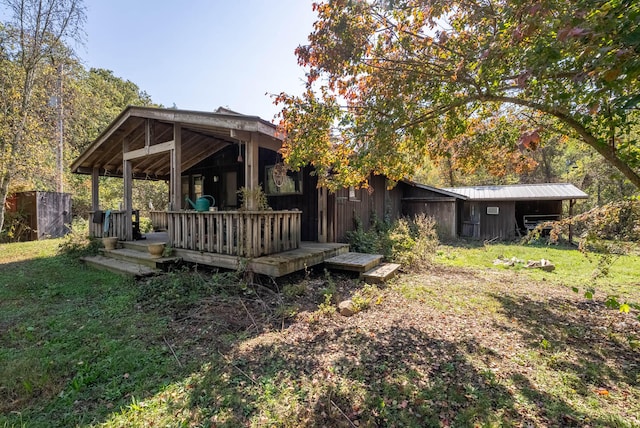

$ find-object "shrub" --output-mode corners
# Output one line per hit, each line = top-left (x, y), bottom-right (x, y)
(345, 213), (439, 271)
(58, 218), (101, 258)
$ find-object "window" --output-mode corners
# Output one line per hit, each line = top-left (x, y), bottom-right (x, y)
(265, 165), (302, 195)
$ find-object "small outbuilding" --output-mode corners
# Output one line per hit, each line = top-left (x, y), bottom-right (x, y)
(442, 183), (588, 240)
(5, 191), (72, 241)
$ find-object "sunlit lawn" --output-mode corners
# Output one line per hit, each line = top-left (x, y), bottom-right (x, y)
(1, 238), (639, 427)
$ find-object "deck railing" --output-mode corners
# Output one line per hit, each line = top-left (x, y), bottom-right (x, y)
(167, 210), (301, 257)
(149, 210), (168, 231)
(89, 211), (130, 240)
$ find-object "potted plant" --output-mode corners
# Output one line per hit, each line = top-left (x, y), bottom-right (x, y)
(102, 236), (118, 250)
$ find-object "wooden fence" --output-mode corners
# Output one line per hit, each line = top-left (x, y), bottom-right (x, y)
(166, 210), (301, 257)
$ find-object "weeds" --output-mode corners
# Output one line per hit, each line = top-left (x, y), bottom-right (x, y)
(346, 214), (439, 270)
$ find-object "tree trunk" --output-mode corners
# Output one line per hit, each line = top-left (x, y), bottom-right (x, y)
(0, 171), (10, 233)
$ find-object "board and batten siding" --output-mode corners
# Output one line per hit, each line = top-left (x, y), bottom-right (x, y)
(6, 191), (71, 241)
(402, 199), (457, 239)
(460, 201), (516, 240)
(332, 175), (393, 242)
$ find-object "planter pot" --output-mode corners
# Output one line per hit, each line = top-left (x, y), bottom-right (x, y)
(102, 237), (118, 250)
(147, 243), (165, 258)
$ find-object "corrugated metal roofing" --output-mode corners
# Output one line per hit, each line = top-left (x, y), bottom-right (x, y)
(441, 183), (589, 201)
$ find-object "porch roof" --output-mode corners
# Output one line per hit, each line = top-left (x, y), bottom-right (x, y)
(70, 106), (283, 180)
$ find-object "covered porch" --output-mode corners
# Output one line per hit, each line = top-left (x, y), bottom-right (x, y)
(71, 106), (307, 261)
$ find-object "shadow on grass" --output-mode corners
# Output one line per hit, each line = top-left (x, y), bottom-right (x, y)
(0, 253), (190, 427)
(186, 325), (518, 427)
(492, 293), (640, 425)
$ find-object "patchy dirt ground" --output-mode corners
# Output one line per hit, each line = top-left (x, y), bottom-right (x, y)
(160, 264), (640, 427)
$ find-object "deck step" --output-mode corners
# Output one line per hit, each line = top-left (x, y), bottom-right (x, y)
(81, 255), (159, 277)
(324, 252), (383, 273)
(362, 263), (401, 284)
(100, 248), (180, 269)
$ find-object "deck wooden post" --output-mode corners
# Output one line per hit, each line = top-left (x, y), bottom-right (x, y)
(248, 132), (260, 190)
(91, 167), (100, 211)
(123, 136), (133, 241)
(568, 198), (575, 243)
(171, 124), (182, 211)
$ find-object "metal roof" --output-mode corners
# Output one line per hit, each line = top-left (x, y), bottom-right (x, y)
(441, 183), (589, 201)
(400, 179), (468, 199)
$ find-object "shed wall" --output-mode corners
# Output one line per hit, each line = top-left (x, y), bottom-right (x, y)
(6, 192), (71, 241)
(402, 199), (457, 239)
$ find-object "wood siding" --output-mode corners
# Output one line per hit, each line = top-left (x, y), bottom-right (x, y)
(333, 175), (390, 242)
(459, 201), (516, 240)
(402, 199), (457, 239)
(7, 192), (71, 241)
(398, 182), (458, 239)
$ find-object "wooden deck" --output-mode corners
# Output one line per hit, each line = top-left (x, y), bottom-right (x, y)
(124, 232), (347, 276)
(174, 241), (349, 277)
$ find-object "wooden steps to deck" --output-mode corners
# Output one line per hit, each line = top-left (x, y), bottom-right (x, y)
(81, 254), (159, 277)
(324, 252), (400, 283)
(81, 237), (180, 277)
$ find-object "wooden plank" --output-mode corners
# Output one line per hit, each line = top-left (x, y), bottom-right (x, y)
(91, 167), (100, 211)
(81, 255), (158, 277)
(325, 252), (383, 273)
(362, 263), (401, 284)
(123, 139), (175, 160)
(249, 243), (349, 277)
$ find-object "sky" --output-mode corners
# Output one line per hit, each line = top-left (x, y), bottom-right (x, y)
(82, 0), (318, 122)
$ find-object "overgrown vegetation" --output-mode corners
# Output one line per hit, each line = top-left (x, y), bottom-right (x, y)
(2, 238), (639, 427)
(346, 213), (439, 270)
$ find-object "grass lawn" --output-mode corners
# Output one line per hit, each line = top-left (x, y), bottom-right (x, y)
(1, 238), (639, 427)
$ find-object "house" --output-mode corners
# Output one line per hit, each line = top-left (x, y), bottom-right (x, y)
(71, 106), (589, 276)
(71, 106), (352, 276)
(442, 183), (589, 240)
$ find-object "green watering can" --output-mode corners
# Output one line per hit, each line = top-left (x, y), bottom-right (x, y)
(186, 195), (215, 212)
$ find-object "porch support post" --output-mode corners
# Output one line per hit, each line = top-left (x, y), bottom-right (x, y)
(568, 198), (575, 243)
(123, 135), (133, 241)
(247, 132), (260, 189)
(170, 123), (182, 211)
(240, 132), (260, 209)
(91, 167), (100, 211)
(123, 160), (133, 240)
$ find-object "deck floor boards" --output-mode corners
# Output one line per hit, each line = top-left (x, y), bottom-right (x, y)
(324, 252), (383, 273)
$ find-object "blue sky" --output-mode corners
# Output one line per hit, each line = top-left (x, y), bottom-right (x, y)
(83, 1), (317, 121)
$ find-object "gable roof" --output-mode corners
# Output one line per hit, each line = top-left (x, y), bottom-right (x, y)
(70, 106), (281, 179)
(441, 183), (588, 201)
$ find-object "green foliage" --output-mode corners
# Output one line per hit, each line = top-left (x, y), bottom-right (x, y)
(237, 186), (270, 211)
(138, 268), (241, 315)
(351, 284), (380, 313)
(57, 220), (101, 258)
(346, 214), (439, 270)
(138, 217), (153, 233)
(277, 0), (640, 190)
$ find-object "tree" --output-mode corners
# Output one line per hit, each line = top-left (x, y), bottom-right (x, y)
(0, 0), (85, 232)
(276, 0), (640, 191)
(64, 68), (160, 218)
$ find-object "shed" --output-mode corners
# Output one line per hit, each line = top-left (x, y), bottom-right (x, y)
(6, 191), (72, 241)
(442, 183), (589, 240)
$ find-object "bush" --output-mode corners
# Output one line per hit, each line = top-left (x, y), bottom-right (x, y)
(57, 218), (101, 258)
(529, 199), (640, 246)
(346, 214), (439, 271)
